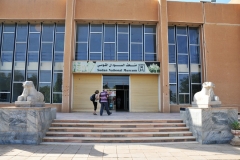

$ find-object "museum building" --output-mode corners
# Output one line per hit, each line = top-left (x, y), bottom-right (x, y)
(0, 0), (239, 113)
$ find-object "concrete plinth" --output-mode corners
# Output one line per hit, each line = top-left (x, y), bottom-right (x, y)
(181, 107), (238, 144)
(0, 107), (56, 144)
(192, 101), (221, 108)
(15, 101), (45, 107)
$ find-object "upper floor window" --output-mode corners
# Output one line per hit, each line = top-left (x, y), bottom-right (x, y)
(75, 23), (157, 61)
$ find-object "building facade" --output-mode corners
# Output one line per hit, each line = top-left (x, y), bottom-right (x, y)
(0, 0), (239, 113)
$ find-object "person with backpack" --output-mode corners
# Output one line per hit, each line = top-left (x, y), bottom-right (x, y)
(99, 89), (112, 116)
(91, 90), (99, 115)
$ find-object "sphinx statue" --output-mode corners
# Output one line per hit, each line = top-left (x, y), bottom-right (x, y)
(15, 81), (45, 107)
(192, 82), (221, 108)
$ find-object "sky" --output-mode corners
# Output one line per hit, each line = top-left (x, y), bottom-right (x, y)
(172, 0), (230, 3)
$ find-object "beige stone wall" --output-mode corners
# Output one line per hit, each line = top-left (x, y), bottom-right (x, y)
(72, 74), (102, 112)
(130, 75), (159, 112)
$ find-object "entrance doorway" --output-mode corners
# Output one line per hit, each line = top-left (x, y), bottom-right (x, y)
(103, 76), (129, 112)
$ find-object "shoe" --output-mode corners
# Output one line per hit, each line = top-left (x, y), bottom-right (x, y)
(93, 113), (97, 115)
(108, 112), (112, 116)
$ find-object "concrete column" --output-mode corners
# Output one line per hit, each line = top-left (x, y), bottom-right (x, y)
(62, 0), (76, 112)
(158, 0), (170, 113)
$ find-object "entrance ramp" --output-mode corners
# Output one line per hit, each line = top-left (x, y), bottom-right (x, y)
(42, 112), (197, 144)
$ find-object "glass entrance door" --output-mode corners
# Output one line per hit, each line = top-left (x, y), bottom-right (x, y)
(103, 76), (129, 112)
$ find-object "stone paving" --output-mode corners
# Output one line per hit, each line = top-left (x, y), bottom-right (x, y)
(0, 143), (240, 160)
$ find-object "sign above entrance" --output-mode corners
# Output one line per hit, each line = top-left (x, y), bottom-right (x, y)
(73, 61), (160, 74)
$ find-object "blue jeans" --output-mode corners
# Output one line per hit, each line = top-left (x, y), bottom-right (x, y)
(100, 102), (111, 115)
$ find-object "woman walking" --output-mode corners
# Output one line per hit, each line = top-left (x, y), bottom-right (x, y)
(93, 90), (99, 115)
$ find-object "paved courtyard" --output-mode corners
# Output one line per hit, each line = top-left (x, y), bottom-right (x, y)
(1, 112), (240, 160)
(0, 143), (240, 160)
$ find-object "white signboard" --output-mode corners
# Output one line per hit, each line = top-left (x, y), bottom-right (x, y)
(73, 61), (160, 74)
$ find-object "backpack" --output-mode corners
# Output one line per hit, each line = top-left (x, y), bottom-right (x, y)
(90, 94), (95, 101)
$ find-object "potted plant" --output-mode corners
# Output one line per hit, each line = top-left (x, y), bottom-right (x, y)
(230, 121), (240, 145)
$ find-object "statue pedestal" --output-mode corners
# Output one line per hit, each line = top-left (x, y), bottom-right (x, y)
(181, 107), (238, 144)
(192, 101), (221, 108)
(0, 107), (55, 144)
(15, 101), (45, 107)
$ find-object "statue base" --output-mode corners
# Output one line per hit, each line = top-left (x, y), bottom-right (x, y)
(192, 101), (221, 108)
(15, 101), (45, 107)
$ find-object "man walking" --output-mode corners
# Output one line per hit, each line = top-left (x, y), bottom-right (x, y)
(99, 89), (112, 116)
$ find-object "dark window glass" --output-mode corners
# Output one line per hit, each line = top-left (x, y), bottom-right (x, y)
(177, 26), (187, 35)
(118, 53), (128, 61)
(189, 28), (199, 44)
(145, 54), (156, 61)
(41, 43), (53, 61)
(55, 33), (64, 52)
(53, 73), (62, 92)
(40, 70), (51, 82)
(104, 43), (115, 60)
(104, 25), (115, 42)
(0, 71), (12, 92)
(90, 53), (101, 60)
(178, 55), (188, 65)
(15, 43), (27, 61)
(16, 25), (28, 42)
(91, 24), (102, 32)
(53, 93), (62, 103)
(177, 36), (188, 53)
(192, 84), (201, 101)
(39, 83), (51, 103)
(168, 45), (176, 63)
(76, 24), (88, 42)
(12, 83), (23, 102)
(28, 52), (38, 62)
(145, 25), (156, 33)
(56, 24), (65, 32)
(29, 33), (40, 51)
(54, 53), (64, 62)
(14, 70), (25, 82)
(131, 44), (142, 61)
(76, 43), (87, 60)
(30, 24), (41, 32)
(1, 52), (13, 62)
(90, 33), (102, 52)
(0, 93), (10, 102)
(2, 33), (15, 51)
(179, 94), (189, 104)
(145, 34), (156, 53)
(191, 72), (201, 83)
(118, 25), (128, 32)
(131, 25), (142, 42)
(0, 24), (2, 44)
(179, 74), (189, 93)
(4, 24), (15, 32)
(170, 84), (177, 104)
(117, 34), (128, 52)
(27, 71), (38, 88)
(42, 25), (54, 42)
(168, 26), (175, 43)
(169, 72), (176, 83)
(190, 45), (200, 64)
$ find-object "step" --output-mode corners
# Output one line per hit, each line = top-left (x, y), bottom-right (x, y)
(51, 123), (186, 128)
(46, 131), (192, 137)
(53, 119), (183, 123)
(42, 136), (196, 143)
(48, 127), (190, 132)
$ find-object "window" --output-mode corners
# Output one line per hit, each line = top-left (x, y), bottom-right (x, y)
(0, 23), (65, 103)
(168, 26), (201, 104)
(75, 24), (157, 61)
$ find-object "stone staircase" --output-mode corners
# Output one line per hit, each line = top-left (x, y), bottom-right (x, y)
(42, 119), (197, 144)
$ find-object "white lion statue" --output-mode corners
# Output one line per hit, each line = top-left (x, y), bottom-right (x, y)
(193, 82), (219, 103)
(17, 81), (44, 102)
